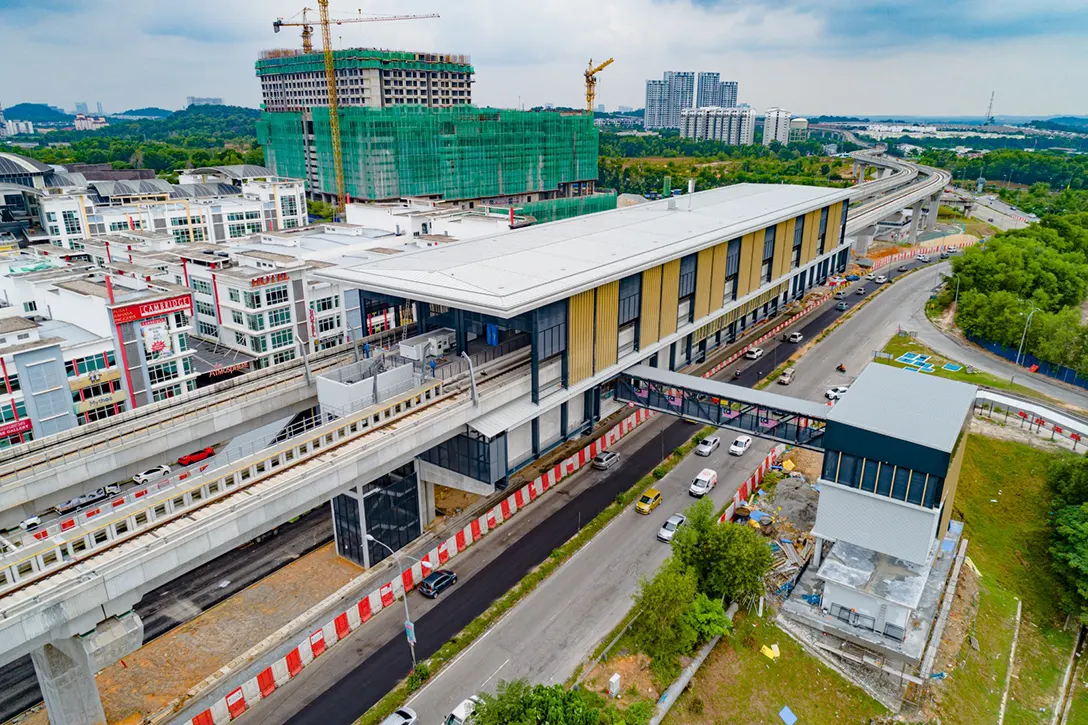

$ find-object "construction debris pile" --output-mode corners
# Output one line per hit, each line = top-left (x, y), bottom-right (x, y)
(731, 450), (823, 600)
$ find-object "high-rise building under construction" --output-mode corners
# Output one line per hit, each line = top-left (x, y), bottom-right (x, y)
(255, 47), (613, 218)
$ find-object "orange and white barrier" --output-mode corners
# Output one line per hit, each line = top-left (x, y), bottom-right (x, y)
(718, 444), (786, 524)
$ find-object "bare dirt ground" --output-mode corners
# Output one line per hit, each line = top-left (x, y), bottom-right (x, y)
(584, 653), (659, 706)
(429, 485), (480, 531)
(926, 566), (982, 717)
(21, 544), (362, 725)
(971, 416), (1078, 454)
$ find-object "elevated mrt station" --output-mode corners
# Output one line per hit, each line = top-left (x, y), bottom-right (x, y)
(318, 183), (852, 565)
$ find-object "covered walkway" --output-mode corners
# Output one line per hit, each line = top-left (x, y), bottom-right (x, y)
(615, 365), (829, 449)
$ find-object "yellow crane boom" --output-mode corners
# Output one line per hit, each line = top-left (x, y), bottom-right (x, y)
(585, 57), (614, 114)
(273, 9), (440, 55)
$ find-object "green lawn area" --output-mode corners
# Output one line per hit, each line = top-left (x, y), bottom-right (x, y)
(936, 435), (1077, 723)
(877, 334), (1059, 403)
(665, 612), (887, 725)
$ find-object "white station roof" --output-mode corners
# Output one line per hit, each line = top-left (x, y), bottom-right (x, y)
(315, 183), (851, 317)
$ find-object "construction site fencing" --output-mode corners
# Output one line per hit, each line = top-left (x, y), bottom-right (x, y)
(516, 192), (617, 224)
(259, 106), (599, 202)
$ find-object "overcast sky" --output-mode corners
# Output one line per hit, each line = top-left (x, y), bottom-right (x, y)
(2, 0), (1086, 117)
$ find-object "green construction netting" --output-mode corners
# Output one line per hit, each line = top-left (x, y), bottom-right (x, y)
(258, 106), (600, 202)
(256, 113), (307, 185)
(519, 193), (617, 224)
(255, 49), (474, 77)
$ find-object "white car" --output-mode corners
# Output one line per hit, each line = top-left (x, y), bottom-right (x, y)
(132, 465), (171, 485)
(378, 707), (419, 725)
(874, 275), (887, 284)
(444, 696), (481, 725)
(695, 436), (720, 457)
(19, 516), (42, 532)
(728, 435), (753, 456)
(744, 347), (764, 360)
(787, 331), (803, 343)
(917, 254), (931, 263)
(657, 514), (686, 543)
(825, 386), (850, 401)
(865, 272), (876, 280)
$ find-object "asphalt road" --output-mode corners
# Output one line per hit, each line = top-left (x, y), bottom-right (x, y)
(0, 507), (332, 723)
(969, 195), (1030, 231)
(247, 258), (956, 725)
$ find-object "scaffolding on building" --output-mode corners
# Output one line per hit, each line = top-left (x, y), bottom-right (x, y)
(256, 106), (601, 203)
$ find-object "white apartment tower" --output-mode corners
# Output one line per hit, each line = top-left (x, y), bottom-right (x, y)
(763, 107), (792, 146)
(680, 107), (756, 146)
(696, 72), (721, 107)
(644, 72), (694, 130)
(719, 81), (738, 108)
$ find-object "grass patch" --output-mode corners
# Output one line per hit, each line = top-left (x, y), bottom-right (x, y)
(665, 612), (887, 724)
(877, 334), (1050, 401)
(356, 425), (709, 725)
(936, 435), (1076, 723)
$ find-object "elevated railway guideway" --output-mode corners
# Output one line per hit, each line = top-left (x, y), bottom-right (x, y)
(0, 346), (531, 675)
(846, 162), (951, 236)
(0, 327), (409, 530)
(847, 150), (920, 202)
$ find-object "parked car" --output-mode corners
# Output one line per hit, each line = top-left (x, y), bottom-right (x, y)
(177, 446), (214, 467)
(132, 465), (171, 485)
(777, 367), (796, 385)
(443, 696), (481, 725)
(54, 484), (122, 516)
(379, 707), (419, 725)
(592, 451), (620, 470)
(898, 265), (910, 272)
(695, 436), (721, 457)
(729, 435), (753, 456)
(418, 569), (458, 599)
(658, 514), (686, 543)
(855, 287), (867, 295)
(835, 301), (849, 311)
(635, 489), (663, 515)
(689, 468), (718, 497)
(874, 275), (887, 284)
(787, 331), (804, 343)
(825, 386), (850, 401)
(744, 347), (764, 360)
(18, 516), (42, 532)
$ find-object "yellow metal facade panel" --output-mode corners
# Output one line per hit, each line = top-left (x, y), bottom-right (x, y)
(737, 231), (756, 299)
(639, 266), (662, 347)
(747, 230), (764, 296)
(801, 210), (819, 266)
(594, 281), (619, 372)
(659, 259), (681, 338)
(826, 201), (842, 250)
(568, 290), (595, 385)
(693, 248), (714, 321)
(709, 242), (728, 314)
(772, 219), (792, 279)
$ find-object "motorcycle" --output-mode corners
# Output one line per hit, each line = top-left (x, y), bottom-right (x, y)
(733, 369), (742, 380)
(836, 363), (847, 373)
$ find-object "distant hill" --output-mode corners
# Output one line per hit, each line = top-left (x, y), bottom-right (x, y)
(1045, 116), (1088, 130)
(114, 107), (173, 119)
(3, 103), (73, 122)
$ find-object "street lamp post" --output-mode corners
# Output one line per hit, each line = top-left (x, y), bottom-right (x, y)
(365, 534), (432, 669)
(1015, 301), (1038, 368)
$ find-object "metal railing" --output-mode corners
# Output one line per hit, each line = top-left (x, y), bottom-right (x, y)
(0, 327), (411, 485)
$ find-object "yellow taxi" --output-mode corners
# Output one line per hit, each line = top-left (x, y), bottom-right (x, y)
(635, 488), (663, 515)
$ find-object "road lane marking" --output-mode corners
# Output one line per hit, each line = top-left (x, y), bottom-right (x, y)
(480, 658), (510, 690)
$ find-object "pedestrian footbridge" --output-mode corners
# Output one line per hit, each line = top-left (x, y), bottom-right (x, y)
(615, 365), (829, 449)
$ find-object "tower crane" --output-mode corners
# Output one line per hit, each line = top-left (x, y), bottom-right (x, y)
(983, 91), (995, 126)
(273, 8), (440, 54)
(274, 3), (439, 214)
(584, 57), (614, 114)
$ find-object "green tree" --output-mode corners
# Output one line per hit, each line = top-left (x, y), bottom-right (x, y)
(1049, 455), (1088, 508)
(681, 592), (731, 642)
(307, 199), (335, 221)
(629, 558), (698, 662)
(472, 679), (601, 725)
(671, 497), (773, 602)
(1050, 503), (1088, 624)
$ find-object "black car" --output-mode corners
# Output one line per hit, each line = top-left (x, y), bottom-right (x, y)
(419, 569), (458, 598)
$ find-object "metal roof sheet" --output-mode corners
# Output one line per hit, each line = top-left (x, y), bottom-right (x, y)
(826, 364), (976, 452)
(0, 152), (51, 176)
(314, 183), (851, 317)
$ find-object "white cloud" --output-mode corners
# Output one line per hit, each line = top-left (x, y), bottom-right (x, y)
(0, 0), (1084, 115)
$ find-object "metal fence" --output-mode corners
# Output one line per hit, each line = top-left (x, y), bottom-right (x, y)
(966, 333), (1088, 391)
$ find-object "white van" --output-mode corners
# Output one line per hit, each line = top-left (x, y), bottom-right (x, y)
(689, 468), (718, 498)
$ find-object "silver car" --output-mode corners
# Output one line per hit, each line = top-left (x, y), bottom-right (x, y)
(592, 451), (620, 470)
(379, 707), (418, 725)
(658, 514), (686, 543)
(695, 436), (720, 456)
